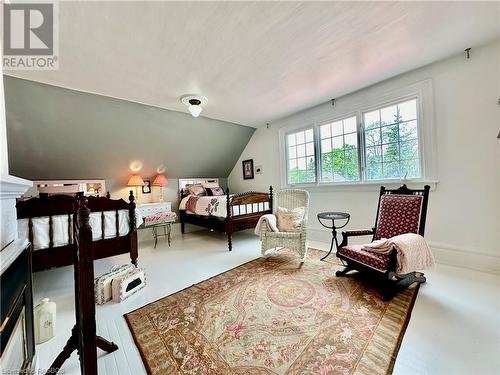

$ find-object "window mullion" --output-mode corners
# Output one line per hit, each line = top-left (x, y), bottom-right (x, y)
(314, 125), (320, 185)
(358, 114), (366, 182)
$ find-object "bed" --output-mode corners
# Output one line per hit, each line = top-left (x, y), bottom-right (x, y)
(178, 178), (273, 250)
(16, 191), (140, 272)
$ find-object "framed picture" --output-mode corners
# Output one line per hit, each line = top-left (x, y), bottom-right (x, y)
(142, 180), (151, 194)
(242, 159), (254, 180)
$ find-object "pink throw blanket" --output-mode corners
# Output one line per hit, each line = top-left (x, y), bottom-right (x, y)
(254, 214), (279, 236)
(362, 233), (434, 273)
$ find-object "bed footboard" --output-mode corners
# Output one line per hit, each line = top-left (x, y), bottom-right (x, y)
(17, 191), (139, 272)
(224, 186), (273, 250)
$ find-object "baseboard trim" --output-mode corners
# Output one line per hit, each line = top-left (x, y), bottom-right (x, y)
(307, 227), (500, 275)
(428, 242), (500, 275)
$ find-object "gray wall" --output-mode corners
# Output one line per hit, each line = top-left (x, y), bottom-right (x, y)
(4, 76), (254, 203)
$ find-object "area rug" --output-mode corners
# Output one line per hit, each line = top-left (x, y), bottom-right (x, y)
(125, 249), (420, 375)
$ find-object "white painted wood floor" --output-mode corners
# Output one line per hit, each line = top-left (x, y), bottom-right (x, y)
(33, 230), (500, 375)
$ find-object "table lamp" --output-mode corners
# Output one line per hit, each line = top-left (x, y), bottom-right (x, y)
(152, 174), (168, 202)
(127, 174), (145, 200)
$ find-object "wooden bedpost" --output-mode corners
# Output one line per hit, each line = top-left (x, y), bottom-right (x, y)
(106, 191), (111, 199)
(128, 190), (138, 267)
(269, 186), (273, 213)
(76, 198), (98, 374)
(226, 188), (232, 251)
(180, 213), (185, 234)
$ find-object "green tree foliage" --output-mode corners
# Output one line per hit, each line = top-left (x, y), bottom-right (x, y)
(288, 157), (316, 184)
(365, 107), (420, 180)
(321, 144), (359, 182)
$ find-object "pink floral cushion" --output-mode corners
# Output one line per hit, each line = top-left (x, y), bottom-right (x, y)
(338, 245), (391, 272)
(276, 206), (305, 232)
(374, 194), (423, 240)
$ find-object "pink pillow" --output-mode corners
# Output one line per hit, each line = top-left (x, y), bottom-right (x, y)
(187, 184), (206, 196)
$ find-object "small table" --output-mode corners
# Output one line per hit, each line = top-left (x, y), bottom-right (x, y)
(317, 212), (350, 261)
(147, 221), (175, 248)
(136, 202), (174, 248)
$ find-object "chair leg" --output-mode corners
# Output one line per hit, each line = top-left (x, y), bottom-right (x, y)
(261, 239), (270, 257)
(335, 264), (353, 277)
(382, 272), (426, 301)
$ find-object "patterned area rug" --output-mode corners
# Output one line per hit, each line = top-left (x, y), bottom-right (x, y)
(125, 250), (419, 374)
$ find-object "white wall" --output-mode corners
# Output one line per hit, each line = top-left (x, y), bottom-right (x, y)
(229, 40), (500, 273)
(0, 66), (8, 176)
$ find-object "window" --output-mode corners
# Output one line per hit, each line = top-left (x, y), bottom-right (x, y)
(363, 98), (420, 180)
(319, 115), (360, 182)
(286, 128), (316, 184)
(283, 96), (423, 186)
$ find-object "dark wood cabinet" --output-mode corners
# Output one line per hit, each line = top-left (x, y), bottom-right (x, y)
(0, 242), (35, 373)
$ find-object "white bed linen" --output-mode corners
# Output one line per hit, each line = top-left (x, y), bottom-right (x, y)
(18, 210), (144, 251)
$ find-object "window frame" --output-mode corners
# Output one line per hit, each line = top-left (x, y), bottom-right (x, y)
(317, 113), (362, 184)
(360, 94), (423, 182)
(279, 80), (437, 190)
(284, 124), (318, 185)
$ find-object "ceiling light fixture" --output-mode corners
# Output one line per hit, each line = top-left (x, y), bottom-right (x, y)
(180, 95), (208, 118)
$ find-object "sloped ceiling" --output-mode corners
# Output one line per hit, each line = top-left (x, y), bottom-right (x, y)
(5, 1), (500, 127)
(4, 76), (254, 181)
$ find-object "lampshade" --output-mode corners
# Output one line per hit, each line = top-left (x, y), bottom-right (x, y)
(127, 175), (145, 186)
(152, 174), (168, 186)
(188, 104), (202, 117)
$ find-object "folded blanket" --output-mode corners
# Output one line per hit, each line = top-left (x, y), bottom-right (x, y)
(143, 211), (177, 226)
(254, 214), (279, 236)
(362, 233), (434, 273)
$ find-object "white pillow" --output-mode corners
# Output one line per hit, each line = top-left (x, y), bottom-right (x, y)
(276, 206), (305, 232)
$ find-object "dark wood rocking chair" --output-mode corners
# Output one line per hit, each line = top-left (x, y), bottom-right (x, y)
(336, 184), (431, 300)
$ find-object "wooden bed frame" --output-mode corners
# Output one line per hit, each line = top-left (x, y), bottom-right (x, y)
(179, 182), (273, 251)
(16, 191), (138, 272)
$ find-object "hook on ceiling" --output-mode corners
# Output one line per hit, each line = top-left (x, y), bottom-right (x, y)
(464, 48), (471, 59)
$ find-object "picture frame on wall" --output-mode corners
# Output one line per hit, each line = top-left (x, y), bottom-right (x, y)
(142, 180), (151, 194)
(242, 159), (254, 180)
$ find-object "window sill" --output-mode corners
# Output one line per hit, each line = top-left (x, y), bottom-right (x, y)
(285, 179), (438, 192)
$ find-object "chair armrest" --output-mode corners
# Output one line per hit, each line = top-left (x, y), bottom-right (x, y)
(300, 219), (307, 238)
(343, 229), (374, 237)
(339, 229), (374, 248)
(259, 214), (277, 237)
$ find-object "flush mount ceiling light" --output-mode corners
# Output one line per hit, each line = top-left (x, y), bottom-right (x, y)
(180, 95), (208, 118)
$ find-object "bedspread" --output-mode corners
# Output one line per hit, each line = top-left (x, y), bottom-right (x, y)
(179, 195), (228, 218)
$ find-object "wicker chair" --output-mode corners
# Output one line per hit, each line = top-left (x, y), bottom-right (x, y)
(259, 189), (309, 261)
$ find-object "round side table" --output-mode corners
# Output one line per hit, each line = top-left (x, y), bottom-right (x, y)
(317, 212), (350, 261)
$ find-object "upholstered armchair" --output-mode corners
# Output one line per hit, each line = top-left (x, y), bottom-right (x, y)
(336, 184), (430, 300)
(259, 189), (309, 261)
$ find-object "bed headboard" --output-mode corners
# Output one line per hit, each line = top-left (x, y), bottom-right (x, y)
(178, 178), (220, 190)
(178, 178), (222, 200)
